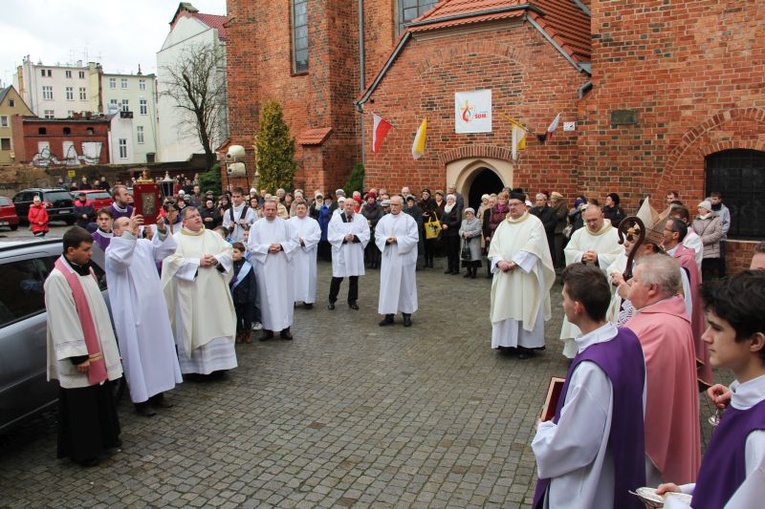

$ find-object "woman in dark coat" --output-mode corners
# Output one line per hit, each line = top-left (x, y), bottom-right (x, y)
(440, 194), (462, 275)
(360, 193), (384, 268)
(419, 188), (438, 268)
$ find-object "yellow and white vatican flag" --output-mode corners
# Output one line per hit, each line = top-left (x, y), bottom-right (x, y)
(412, 117), (427, 160)
(509, 117), (527, 161)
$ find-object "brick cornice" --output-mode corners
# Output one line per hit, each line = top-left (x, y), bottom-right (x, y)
(438, 145), (513, 165)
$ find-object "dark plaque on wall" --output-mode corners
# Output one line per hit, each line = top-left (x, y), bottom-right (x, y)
(611, 109), (638, 126)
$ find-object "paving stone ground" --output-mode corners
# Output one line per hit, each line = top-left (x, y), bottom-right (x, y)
(0, 259), (722, 508)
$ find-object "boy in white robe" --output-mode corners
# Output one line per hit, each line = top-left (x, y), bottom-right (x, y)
(288, 202), (321, 309)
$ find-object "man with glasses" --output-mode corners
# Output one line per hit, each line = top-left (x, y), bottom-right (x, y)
(375, 195), (419, 327)
(559, 204), (622, 358)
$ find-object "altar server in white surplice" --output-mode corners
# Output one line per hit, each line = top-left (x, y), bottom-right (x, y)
(327, 198), (370, 310)
(375, 195), (419, 327)
(288, 201), (321, 308)
(106, 214), (182, 416)
(559, 204), (622, 358)
(161, 207), (237, 378)
(247, 199), (300, 340)
(488, 189), (555, 359)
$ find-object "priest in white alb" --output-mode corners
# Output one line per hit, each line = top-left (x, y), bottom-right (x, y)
(488, 189), (555, 359)
(106, 213), (182, 416)
(288, 201), (321, 309)
(375, 195), (419, 327)
(161, 207), (237, 378)
(559, 203), (623, 358)
(327, 197), (370, 310)
(248, 199), (299, 340)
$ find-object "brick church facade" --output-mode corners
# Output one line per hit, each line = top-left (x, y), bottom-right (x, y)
(224, 0), (764, 266)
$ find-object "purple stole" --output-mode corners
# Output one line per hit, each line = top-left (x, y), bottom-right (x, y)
(533, 327), (646, 509)
(110, 204), (134, 220)
(692, 399), (765, 509)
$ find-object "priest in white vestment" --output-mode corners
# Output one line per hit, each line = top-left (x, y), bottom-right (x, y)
(288, 202), (321, 308)
(375, 195), (419, 327)
(161, 207), (237, 377)
(247, 199), (299, 339)
(488, 190), (555, 358)
(559, 204), (622, 358)
(327, 198), (370, 309)
(221, 187), (257, 242)
(106, 215), (183, 416)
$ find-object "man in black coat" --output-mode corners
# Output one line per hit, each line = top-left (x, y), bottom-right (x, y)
(530, 192), (557, 262)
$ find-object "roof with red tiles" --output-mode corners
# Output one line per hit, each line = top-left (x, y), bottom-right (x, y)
(409, 0), (589, 63)
(357, 0), (591, 105)
(298, 127), (334, 146)
(170, 2), (227, 41)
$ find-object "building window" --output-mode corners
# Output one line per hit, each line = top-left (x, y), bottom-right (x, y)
(43, 110), (55, 119)
(0, 116), (7, 127)
(40, 69), (45, 77)
(398, 0), (438, 32)
(139, 99), (147, 115)
(86, 127), (94, 135)
(705, 149), (765, 240)
(0, 138), (10, 150)
(38, 127), (47, 135)
(8, 99), (14, 107)
(66, 110), (74, 117)
(121, 99), (129, 112)
(121, 78), (128, 89)
(63, 127), (71, 135)
(109, 78), (116, 89)
(291, 0), (309, 73)
(139, 79), (146, 91)
(42, 86), (53, 100)
(137, 126), (145, 144)
(79, 87), (87, 100)
(79, 70), (85, 79)
(40, 69), (51, 77)
(118, 138), (128, 159)
(65, 86), (74, 100)
(65, 70), (72, 78)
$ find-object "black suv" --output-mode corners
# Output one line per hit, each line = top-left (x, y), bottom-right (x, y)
(12, 188), (75, 225)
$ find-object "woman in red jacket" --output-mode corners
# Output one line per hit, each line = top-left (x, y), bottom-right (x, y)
(28, 195), (49, 237)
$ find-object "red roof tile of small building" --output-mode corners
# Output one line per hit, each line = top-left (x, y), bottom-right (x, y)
(170, 3), (227, 41)
(408, 0), (590, 63)
(298, 127), (334, 146)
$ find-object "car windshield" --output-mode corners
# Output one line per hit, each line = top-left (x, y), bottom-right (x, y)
(44, 191), (72, 202)
(87, 192), (110, 199)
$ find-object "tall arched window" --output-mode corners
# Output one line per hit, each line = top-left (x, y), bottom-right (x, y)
(292, 0), (309, 73)
(398, 0), (439, 33)
(705, 149), (765, 239)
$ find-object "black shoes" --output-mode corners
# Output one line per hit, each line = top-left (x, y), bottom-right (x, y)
(348, 301), (359, 310)
(150, 393), (173, 409)
(280, 328), (293, 340)
(304, 302), (314, 309)
(463, 271), (471, 278)
(327, 301), (336, 310)
(260, 330), (275, 341)
(379, 314), (394, 326)
(135, 402), (157, 417)
(402, 314), (412, 327)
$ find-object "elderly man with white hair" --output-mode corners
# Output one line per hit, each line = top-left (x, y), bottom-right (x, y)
(328, 197), (370, 310)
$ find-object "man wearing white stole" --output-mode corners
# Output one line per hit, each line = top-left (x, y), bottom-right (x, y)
(489, 189), (555, 359)
(288, 202), (321, 309)
(375, 195), (419, 327)
(248, 199), (300, 340)
(161, 207), (237, 377)
(106, 214), (182, 416)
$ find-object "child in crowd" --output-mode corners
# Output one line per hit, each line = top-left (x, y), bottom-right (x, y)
(230, 242), (257, 344)
(658, 270), (765, 508)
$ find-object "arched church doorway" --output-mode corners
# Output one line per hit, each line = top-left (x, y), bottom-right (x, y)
(468, 168), (504, 209)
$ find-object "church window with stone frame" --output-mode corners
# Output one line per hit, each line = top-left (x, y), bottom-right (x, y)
(705, 148), (765, 239)
(291, 0), (309, 74)
(398, 0), (438, 33)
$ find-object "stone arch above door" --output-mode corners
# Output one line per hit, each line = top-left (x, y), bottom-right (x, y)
(445, 156), (513, 203)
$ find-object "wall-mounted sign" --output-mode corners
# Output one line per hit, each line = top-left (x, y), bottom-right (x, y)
(455, 90), (492, 134)
(563, 122), (576, 132)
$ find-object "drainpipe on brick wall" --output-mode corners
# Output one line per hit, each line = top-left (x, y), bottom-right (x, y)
(358, 0), (365, 166)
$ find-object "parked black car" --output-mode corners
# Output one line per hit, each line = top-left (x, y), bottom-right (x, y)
(12, 188), (76, 225)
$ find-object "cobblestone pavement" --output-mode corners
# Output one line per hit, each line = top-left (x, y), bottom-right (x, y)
(0, 258), (721, 508)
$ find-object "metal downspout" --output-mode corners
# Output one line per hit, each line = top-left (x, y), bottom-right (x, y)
(358, 0), (365, 166)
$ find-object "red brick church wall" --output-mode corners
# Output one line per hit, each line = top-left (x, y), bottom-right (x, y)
(362, 23), (589, 196)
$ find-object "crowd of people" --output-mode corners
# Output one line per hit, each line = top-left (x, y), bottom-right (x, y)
(41, 176), (765, 509)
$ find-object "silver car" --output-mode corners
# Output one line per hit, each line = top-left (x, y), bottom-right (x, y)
(0, 237), (110, 433)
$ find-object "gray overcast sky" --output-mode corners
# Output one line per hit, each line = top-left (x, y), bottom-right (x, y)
(0, 0), (226, 87)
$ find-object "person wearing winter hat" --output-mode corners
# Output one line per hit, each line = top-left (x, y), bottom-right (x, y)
(603, 192), (625, 228)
